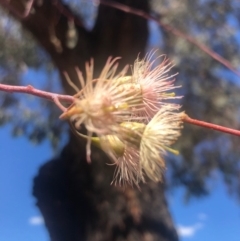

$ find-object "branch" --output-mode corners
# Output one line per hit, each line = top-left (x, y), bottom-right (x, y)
(1, 83), (240, 137)
(100, 0), (240, 78)
(0, 83), (74, 110)
(183, 114), (240, 137)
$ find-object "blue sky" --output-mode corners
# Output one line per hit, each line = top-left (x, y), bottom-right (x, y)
(0, 124), (240, 241)
(169, 186), (240, 241)
(0, 126), (49, 241)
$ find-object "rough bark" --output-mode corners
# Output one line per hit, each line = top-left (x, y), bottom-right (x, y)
(1, 0), (179, 240)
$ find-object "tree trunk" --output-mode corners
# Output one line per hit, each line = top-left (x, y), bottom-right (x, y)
(1, 0), (179, 240)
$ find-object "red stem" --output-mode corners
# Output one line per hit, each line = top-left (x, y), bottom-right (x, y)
(0, 83), (74, 103)
(183, 114), (240, 137)
(1, 83), (240, 137)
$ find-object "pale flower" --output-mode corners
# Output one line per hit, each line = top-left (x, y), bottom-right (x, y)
(98, 135), (144, 187)
(60, 58), (131, 133)
(60, 58), (144, 161)
(97, 105), (183, 185)
(70, 105), (182, 185)
(60, 52), (183, 179)
(106, 105), (183, 183)
(139, 105), (183, 182)
(71, 129), (144, 186)
(116, 52), (181, 121)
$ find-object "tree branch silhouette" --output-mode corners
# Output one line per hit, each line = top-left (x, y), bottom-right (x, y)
(100, 0), (240, 78)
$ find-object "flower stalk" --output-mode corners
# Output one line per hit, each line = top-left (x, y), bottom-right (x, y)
(1, 52), (240, 186)
(1, 82), (238, 138)
(183, 113), (240, 136)
(0, 83), (74, 105)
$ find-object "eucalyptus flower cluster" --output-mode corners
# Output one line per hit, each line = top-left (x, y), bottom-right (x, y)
(60, 53), (183, 186)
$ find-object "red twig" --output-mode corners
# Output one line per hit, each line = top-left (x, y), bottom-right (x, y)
(183, 114), (240, 137)
(100, 0), (240, 78)
(1, 83), (240, 137)
(0, 83), (74, 107)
